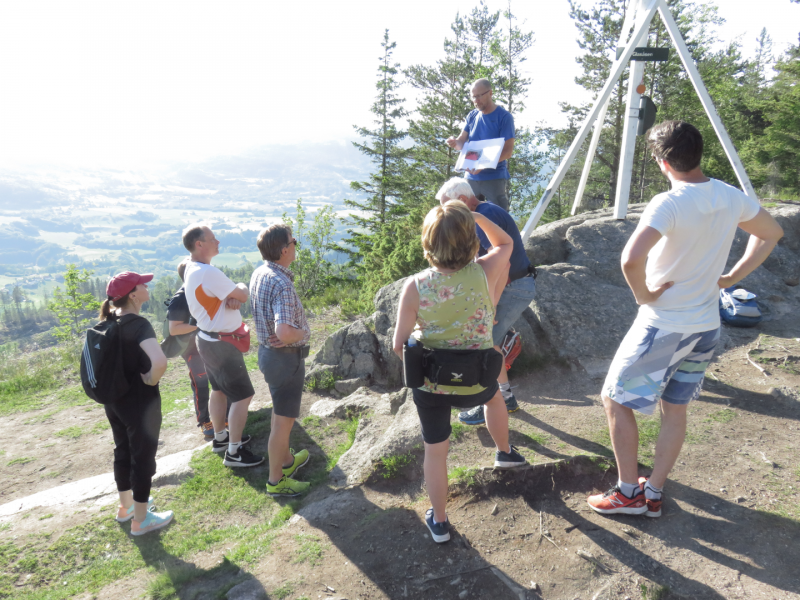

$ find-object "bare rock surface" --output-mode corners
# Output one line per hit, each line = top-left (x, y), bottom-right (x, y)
(0, 445), (203, 519)
(309, 387), (406, 419)
(307, 203), (800, 381)
(328, 390), (419, 487)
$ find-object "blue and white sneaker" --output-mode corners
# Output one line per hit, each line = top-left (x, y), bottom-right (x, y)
(130, 510), (174, 536)
(115, 496), (154, 523)
(494, 445), (526, 469)
(425, 508), (450, 543)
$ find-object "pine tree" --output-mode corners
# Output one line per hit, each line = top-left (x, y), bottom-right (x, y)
(48, 265), (102, 344)
(345, 30), (408, 257)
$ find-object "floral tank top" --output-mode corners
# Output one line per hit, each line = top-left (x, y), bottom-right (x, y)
(412, 262), (495, 395)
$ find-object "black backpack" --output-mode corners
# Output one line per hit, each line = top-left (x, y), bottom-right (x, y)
(80, 315), (136, 404)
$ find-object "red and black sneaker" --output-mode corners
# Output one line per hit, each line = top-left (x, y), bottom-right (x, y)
(587, 485), (648, 515)
(638, 476), (663, 518)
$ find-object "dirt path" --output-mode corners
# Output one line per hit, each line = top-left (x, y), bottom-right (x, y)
(1, 319), (799, 599)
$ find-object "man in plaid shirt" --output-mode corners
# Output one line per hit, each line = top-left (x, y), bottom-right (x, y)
(250, 224), (312, 497)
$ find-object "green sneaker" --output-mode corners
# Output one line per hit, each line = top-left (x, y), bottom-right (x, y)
(267, 475), (311, 497)
(282, 448), (310, 478)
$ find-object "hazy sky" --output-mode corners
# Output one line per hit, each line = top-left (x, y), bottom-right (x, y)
(0, 0), (797, 167)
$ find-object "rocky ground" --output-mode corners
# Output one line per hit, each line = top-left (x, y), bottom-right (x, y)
(2, 203), (799, 599)
(1, 317), (799, 600)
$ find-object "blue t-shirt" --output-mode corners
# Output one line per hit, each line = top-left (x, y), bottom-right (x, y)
(463, 106), (515, 181)
(475, 202), (530, 275)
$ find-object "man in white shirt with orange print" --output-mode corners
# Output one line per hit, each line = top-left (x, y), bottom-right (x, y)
(182, 224), (264, 468)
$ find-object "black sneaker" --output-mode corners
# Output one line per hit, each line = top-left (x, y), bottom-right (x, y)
(458, 405), (486, 425)
(222, 445), (264, 468)
(212, 433), (252, 454)
(494, 444), (526, 468)
(425, 508), (450, 543)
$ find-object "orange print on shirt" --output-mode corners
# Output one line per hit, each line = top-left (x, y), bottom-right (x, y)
(196, 284), (222, 320)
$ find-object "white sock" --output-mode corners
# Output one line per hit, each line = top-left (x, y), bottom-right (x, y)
(228, 441), (241, 455)
(214, 430), (227, 442)
(618, 480), (639, 498)
(499, 382), (511, 392)
(644, 482), (663, 500)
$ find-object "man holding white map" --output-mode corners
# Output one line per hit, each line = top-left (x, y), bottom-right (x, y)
(446, 79), (515, 211)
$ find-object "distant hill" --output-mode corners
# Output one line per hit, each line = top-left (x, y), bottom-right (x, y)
(0, 140), (371, 281)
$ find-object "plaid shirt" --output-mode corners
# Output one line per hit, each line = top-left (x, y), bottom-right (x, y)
(249, 261), (310, 347)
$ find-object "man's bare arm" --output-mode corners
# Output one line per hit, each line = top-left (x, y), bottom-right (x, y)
(446, 131), (469, 151)
(225, 282), (249, 303)
(498, 138), (515, 162)
(718, 208), (783, 288)
(621, 226), (673, 305)
(168, 321), (196, 336)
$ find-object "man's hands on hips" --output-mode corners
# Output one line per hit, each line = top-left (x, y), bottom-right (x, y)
(634, 281), (674, 305)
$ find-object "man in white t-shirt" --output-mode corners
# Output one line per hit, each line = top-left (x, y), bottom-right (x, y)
(587, 121), (783, 518)
(182, 224), (264, 468)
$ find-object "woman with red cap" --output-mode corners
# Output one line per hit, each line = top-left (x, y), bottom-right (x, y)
(101, 271), (173, 536)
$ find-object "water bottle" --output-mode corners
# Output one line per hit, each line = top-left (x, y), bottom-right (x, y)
(407, 336), (417, 347)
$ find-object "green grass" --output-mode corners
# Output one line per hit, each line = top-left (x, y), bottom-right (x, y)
(448, 465), (479, 487)
(1, 449), (304, 600)
(38, 514), (53, 521)
(243, 352), (259, 371)
(56, 425), (84, 439)
(293, 534), (323, 566)
(7, 456), (34, 466)
(640, 583), (670, 600)
(518, 431), (549, 446)
(300, 415), (321, 429)
(379, 453), (415, 478)
(0, 346), (81, 416)
(450, 422), (467, 441)
(91, 420), (110, 433)
(705, 408), (737, 424)
(272, 582), (295, 600)
(325, 416), (360, 471)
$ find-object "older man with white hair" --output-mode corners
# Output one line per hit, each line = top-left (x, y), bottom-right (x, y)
(446, 78), (515, 211)
(435, 177), (537, 425)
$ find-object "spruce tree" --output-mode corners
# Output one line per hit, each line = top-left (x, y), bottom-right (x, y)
(345, 30), (408, 258)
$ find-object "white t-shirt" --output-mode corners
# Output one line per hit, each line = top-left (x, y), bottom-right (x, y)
(635, 179), (761, 333)
(184, 261), (243, 340)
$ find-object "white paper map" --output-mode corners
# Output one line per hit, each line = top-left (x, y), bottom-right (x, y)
(454, 137), (505, 172)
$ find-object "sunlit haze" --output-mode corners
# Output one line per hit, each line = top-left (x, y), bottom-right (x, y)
(0, 0), (797, 168)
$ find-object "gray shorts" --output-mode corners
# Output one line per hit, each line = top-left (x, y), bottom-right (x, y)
(196, 337), (255, 403)
(258, 345), (305, 418)
(467, 178), (509, 211)
(493, 276), (536, 346)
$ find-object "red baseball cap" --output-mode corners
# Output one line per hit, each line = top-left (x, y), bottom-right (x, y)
(106, 271), (154, 301)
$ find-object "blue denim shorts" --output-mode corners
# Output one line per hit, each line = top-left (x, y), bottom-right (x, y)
(603, 324), (720, 415)
(492, 275), (536, 346)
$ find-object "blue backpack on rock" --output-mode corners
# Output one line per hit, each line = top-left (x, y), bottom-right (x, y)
(719, 287), (762, 328)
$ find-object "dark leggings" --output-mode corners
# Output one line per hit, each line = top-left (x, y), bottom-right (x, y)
(105, 393), (162, 503)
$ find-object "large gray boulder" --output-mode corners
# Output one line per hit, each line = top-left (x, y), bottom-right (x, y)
(308, 203), (800, 384)
(328, 390), (420, 487)
(529, 264), (638, 377)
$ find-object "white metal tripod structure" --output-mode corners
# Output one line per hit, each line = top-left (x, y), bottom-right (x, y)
(520, 0), (757, 242)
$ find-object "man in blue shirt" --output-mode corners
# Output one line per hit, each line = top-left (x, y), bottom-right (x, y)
(446, 79), (516, 211)
(436, 177), (536, 425)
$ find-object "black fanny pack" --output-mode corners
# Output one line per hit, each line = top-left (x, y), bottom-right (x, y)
(403, 342), (503, 390)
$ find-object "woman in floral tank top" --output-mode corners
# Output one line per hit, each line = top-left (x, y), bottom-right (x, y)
(393, 201), (527, 543)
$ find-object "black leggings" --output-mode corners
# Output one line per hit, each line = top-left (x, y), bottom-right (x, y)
(104, 393), (162, 503)
(413, 383), (499, 444)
